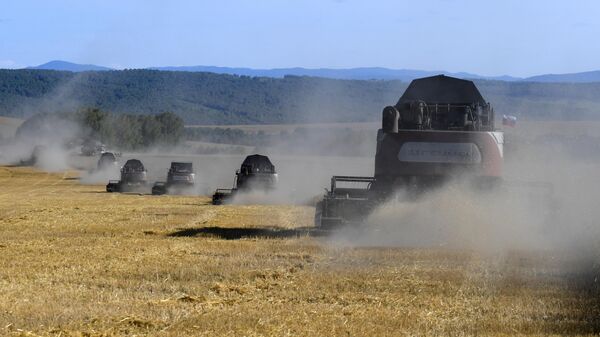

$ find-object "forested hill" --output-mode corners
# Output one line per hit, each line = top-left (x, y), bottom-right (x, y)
(2, 69), (600, 124)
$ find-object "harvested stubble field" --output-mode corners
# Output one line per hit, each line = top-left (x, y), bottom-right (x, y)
(0, 166), (599, 336)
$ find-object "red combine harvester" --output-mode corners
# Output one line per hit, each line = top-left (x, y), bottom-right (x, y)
(315, 75), (509, 228)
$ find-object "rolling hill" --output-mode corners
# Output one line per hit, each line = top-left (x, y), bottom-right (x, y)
(525, 70), (600, 83)
(2, 69), (600, 124)
(20, 60), (600, 83)
(27, 60), (112, 72)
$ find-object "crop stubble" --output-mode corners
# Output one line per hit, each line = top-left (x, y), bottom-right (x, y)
(0, 167), (598, 336)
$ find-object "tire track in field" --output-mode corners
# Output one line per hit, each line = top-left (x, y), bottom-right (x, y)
(0, 169), (76, 221)
(0, 167), (13, 184)
(22, 170), (85, 200)
(42, 171), (76, 195)
(14, 170), (51, 196)
(0, 167), (33, 197)
(0, 167), (16, 218)
(0, 167), (55, 202)
(0, 167), (42, 219)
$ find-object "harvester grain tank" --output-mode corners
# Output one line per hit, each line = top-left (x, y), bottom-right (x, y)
(315, 75), (504, 228)
(152, 162), (196, 195)
(106, 159), (148, 192)
(212, 154), (278, 204)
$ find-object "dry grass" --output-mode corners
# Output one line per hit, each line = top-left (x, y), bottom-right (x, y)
(0, 166), (599, 336)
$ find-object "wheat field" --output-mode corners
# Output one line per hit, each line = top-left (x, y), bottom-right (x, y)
(0, 166), (599, 336)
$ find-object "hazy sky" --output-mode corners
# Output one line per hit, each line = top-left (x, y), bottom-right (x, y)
(1, 0), (599, 77)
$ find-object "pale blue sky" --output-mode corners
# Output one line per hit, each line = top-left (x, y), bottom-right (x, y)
(1, 0), (599, 77)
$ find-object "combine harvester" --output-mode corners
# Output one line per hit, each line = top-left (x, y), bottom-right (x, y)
(152, 162), (196, 195)
(212, 154), (278, 205)
(315, 74), (549, 228)
(106, 159), (148, 193)
(96, 152), (119, 171)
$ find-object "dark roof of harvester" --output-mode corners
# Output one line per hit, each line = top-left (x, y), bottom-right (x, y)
(100, 152), (116, 160)
(124, 159), (145, 170)
(241, 154), (275, 172)
(170, 162), (193, 172)
(396, 75), (486, 105)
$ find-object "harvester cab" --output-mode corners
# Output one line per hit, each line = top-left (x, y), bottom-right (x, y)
(212, 154), (278, 205)
(152, 162), (196, 195)
(96, 152), (118, 171)
(315, 75), (505, 228)
(106, 159), (148, 193)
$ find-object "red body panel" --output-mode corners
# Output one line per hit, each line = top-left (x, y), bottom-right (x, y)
(375, 129), (503, 178)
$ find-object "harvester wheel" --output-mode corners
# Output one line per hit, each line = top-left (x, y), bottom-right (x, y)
(152, 185), (167, 195)
(106, 181), (121, 193)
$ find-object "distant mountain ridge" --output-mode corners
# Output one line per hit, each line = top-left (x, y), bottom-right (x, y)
(525, 70), (600, 83)
(27, 60), (112, 72)
(14, 60), (600, 83)
(150, 65), (521, 82)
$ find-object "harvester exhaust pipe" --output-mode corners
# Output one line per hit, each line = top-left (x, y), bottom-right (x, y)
(382, 106), (399, 133)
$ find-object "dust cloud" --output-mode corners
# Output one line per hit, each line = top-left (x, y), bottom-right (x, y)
(330, 123), (600, 259)
(3, 77), (600, 260)
(0, 74), (92, 171)
(79, 163), (120, 184)
(0, 114), (82, 172)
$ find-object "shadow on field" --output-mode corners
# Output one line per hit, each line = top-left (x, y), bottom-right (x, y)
(168, 226), (325, 240)
(558, 266), (600, 335)
(519, 254), (600, 335)
(81, 191), (149, 196)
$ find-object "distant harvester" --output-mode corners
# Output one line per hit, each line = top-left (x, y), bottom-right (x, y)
(152, 162), (196, 195)
(106, 159), (148, 193)
(212, 154), (278, 205)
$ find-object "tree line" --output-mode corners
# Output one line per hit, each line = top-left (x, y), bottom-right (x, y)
(4, 69), (600, 124)
(185, 126), (376, 156)
(16, 108), (184, 150)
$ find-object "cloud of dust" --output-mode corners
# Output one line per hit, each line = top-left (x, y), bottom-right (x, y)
(230, 187), (312, 206)
(15, 72), (88, 120)
(329, 127), (600, 258)
(218, 153), (373, 206)
(0, 73), (95, 172)
(0, 113), (84, 172)
(32, 144), (73, 172)
(209, 79), (382, 202)
(79, 163), (120, 184)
